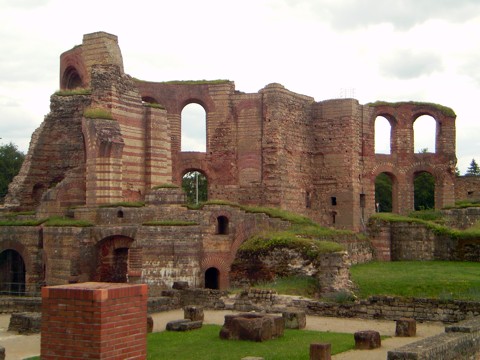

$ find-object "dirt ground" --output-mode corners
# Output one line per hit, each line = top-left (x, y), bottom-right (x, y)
(0, 310), (445, 360)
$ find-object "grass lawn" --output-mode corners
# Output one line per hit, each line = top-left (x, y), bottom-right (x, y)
(147, 324), (354, 360)
(350, 260), (480, 300)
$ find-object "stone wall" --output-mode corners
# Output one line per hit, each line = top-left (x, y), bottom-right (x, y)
(455, 176), (480, 203)
(4, 31), (459, 232)
(368, 215), (480, 262)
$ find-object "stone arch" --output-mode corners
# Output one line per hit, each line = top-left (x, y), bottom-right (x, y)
(406, 163), (438, 211)
(181, 169), (208, 204)
(204, 267), (220, 289)
(201, 255), (230, 289)
(413, 113), (437, 153)
(372, 111), (398, 154)
(217, 216), (229, 235)
(0, 240), (32, 295)
(181, 102), (207, 152)
(374, 171), (398, 213)
(374, 115), (394, 154)
(93, 235), (134, 283)
(61, 65), (84, 90)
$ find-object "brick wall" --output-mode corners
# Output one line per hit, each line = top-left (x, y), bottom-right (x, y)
(41, 282), (147, 360)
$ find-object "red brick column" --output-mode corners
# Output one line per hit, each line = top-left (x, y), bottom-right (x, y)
(41, 282), (147, 359)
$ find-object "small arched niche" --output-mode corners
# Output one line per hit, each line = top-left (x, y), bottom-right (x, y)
(0, 249), (26, 295)
(62, 66), (83, 90)
(217, 216), (229, 235)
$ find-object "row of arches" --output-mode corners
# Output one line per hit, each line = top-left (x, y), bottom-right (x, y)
(375, 171), (435, 212)
(375, 115), (436, 154)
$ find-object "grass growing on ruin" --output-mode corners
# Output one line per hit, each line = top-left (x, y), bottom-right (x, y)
(350, 261), (480, 301)
(99, 201), (145, 208)
(54, 88), (92, 96)
(370, 212), (480, 240)
(0, 218), (45, 226)
(43, 216), (93, 227)
(147, 324), (354, 360)
(239, 232), (344, 260)
(247, 275), (320, 298)
(83, 107), (114, 120)
(143, 220), (199, 226)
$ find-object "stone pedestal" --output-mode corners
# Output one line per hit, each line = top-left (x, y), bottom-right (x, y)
(395, 318), (416, 337)
(0, 346), (5, 360)
(282, 309), (306, 329)
(310, 343), (331, 360)
(354, 330), (381, 349)
(184, 305), (204, 321)
(8, 312), (41, 334)
(41, 282), (147, 360)
(147, 314), (154, 333)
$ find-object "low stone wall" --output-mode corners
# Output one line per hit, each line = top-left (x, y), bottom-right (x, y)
(291, 296), (480, 323)
(388, 316), (480, 359)
(0, 297), (41, 313)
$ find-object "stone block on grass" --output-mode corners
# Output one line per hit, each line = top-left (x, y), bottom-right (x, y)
(184, 305), (204, 321)
(395, 318), (416, 337)
(354, 330), (381, 349)
(282, 309), (306, 329)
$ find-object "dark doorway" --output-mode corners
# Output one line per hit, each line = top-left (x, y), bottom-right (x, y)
(205, 267), (219, 289)
(0, 250), (26, 295)
(217, 216), (229, 235)
(95, 236), (132, 283)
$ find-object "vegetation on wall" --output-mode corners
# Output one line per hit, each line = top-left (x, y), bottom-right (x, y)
(368, 100), (456, 117)
(0, 143), (25, 202)
(83, 107), (114, 120)
(54, 88), (92, 96)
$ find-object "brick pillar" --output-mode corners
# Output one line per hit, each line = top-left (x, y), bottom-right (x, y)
(41, 282), (147, 359)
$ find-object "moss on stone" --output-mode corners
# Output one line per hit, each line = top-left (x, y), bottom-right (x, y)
(367, 101), (456, 117)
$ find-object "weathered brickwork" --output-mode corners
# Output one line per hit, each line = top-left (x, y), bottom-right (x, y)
(41, 282), (147, 360)
(368, 215), (480, 262)
(0, 31), (469, 296)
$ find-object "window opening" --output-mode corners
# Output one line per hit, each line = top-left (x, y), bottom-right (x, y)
(414, 115), (436, 153)
(331, 197), (337, 206)
(375, 173), (393, 212)
(182, 171), (208, 205)
(217, 216), (229, 235)
(375, 116), (392, 154)
(414, 171), (435, 210)
(181, 103), (206, 152)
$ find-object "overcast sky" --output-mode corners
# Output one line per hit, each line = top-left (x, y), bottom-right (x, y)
(0, 0), (479, 173)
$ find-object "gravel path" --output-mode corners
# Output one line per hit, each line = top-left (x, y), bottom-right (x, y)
(0, 310), (445, 360)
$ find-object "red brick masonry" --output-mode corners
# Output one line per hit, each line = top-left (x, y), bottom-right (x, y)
(41, 282), (147, 360)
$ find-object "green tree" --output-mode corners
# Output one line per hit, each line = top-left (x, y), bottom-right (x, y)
(466, 158), (480, 176)
(414, 171), (435, 210)
(375, 173), (392, 212)
(182, 171), (208, 205)
(0, 143), (25, 201)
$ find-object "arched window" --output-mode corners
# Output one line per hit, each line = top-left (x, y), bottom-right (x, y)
(414, 115), (436, 153)
(205, 267), (219, 289)
(181, 103), (206, 152)
(117, 210), (124, 218)
(182, 170), (208, 205)
(375, 116), (392, 154)
(0, 250), (26, 295)
(375, 173), (393, 212)
(217, 216), (229, 235)
(62, 66), (83, 89)
(414, 171), (435, 210)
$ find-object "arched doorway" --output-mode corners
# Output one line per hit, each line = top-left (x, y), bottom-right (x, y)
(0, 250), (26, 295)
(95, 236), (133, 283)
(205, 267), (219, 289)
(182, 170), (208, 205)
(217, 216), (229, 235)
(414, 171), (435, 210)
(375, 173), (393, 212)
